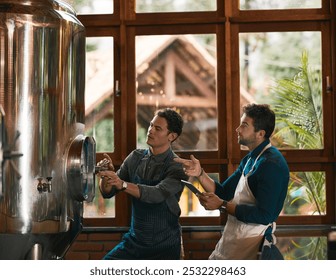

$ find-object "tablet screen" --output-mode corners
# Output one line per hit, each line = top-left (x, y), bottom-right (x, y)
(181, 180), (202, 195)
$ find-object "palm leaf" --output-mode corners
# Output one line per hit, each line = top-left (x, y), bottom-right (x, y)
(270, 50), (325, 215)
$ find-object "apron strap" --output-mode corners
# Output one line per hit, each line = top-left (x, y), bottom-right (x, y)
(244, 143), (272, 175)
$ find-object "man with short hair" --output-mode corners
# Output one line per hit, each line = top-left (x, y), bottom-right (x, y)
(176, 103), (289, 259)
(98, 108), (187, 260)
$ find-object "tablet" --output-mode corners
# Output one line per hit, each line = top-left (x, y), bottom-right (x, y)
(181, 180), (202, 195)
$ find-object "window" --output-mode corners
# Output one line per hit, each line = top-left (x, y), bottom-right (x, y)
(70, 0), (114, 14)
(136, 0), (216, 13)
(239, 31), (323, 150)
(239, 0), (321, 10)
(135, 34), (218, 152)
(84, 36), (115, 218)
(284, 171), (326, 216)
(76, 0), (335, 229)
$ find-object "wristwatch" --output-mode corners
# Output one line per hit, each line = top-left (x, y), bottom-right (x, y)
(121, 181), (128, 191)
(219, 200), (228, 213)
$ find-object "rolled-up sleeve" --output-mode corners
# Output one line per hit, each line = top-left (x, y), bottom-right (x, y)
(138, 159), (188, 203)
(117, 149), (188, 205)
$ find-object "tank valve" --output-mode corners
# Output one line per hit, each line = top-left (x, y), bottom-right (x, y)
(37, 177), (52, 193)
(94, 165), (108, 174)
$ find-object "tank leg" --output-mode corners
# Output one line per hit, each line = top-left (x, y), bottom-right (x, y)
(28, 243), (43, 260)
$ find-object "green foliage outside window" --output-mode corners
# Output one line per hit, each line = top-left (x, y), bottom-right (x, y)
(269, 51), (327, 259)
(271, 50), (323, 150)
(270, 50), (326, 216)
(282, 236), (327, 260)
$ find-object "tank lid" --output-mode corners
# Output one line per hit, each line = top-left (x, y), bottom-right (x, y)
(53, 0), (77, 15)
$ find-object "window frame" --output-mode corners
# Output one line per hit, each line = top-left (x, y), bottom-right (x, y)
(78, 0), (336, 228)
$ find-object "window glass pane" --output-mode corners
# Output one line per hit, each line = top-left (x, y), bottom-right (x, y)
(279, 236), (327, 260)
(84, 184), (115, 217)
(282, 171), (326, 216)
(84, 36), (115, 218)
(85, 37), (114, 153)
(136, 0), (216, 13)
(180, 174), (220, 217)
(179, 170), (327, 218)
(240, 0), (321, 10)
(136, 34), (217, 151)
(69, 0), (114, 15)
(239, 31), (323, 150)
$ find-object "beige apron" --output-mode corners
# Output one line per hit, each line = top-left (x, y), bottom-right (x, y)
(209, 143), (274, 260)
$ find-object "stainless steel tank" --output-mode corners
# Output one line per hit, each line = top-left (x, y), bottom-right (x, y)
(0, 0), (96, 259)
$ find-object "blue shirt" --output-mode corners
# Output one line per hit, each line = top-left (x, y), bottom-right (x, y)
(215, 139), (289, 225)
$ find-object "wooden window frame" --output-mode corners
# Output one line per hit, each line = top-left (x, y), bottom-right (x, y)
(79, 0), (336, 228)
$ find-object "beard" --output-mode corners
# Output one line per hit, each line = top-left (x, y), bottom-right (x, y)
(238, 135), (255, 147)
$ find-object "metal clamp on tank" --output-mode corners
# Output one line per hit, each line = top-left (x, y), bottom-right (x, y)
(66, 135), (96, 202)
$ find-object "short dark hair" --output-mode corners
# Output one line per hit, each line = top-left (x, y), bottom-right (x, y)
(156, 108), (184, 137)
(243, 103), (275, 138)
